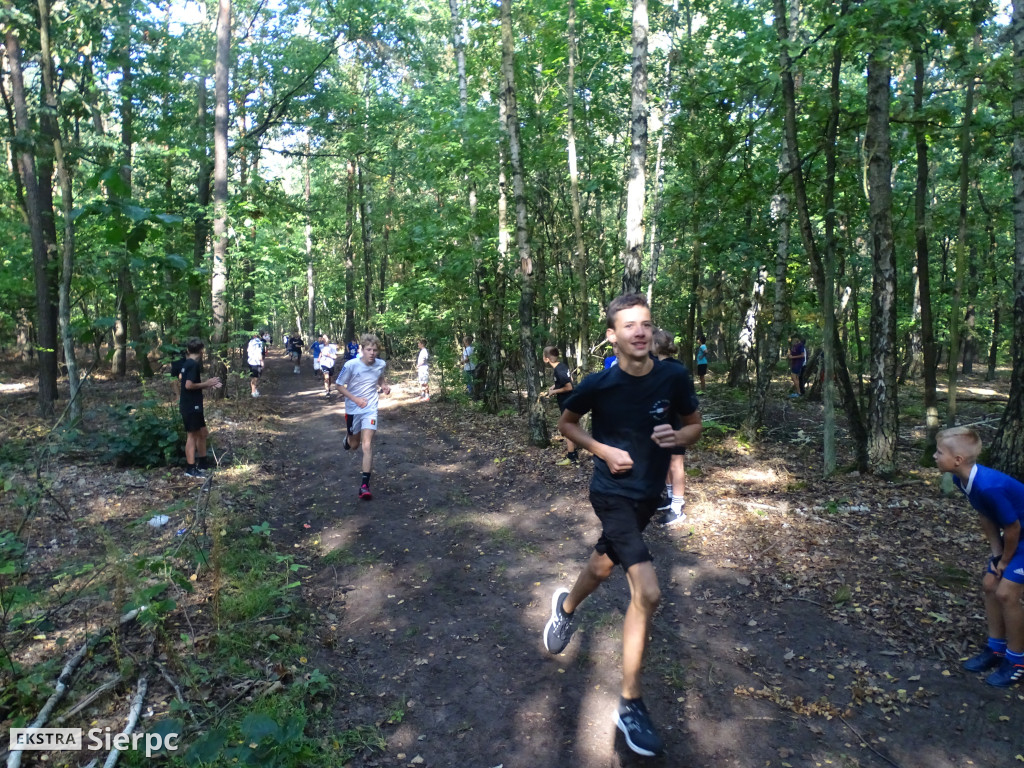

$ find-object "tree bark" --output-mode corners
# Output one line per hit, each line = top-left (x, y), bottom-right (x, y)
(865, 48), (899, 476)
(190, 77), (210, 337)
(501, 0), (548, 446)
(344, 159), (356, 344)
(991, 0), (1024, 480)
(4, 25), (58, 416)
(621, 0), (648, 295)
(209, 0), (231, 397)
(38, 0), (81, 424)
(304, 144), (315, 335)
(566, 0), (589, 372)
(358, 160), (375, 323)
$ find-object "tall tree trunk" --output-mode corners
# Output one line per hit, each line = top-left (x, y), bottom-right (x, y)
(976, 186), (1000, 382)
(4, 26), (58, 416)
(38, 0), (81, 423)
(645, 0), (678, 308)
(566, 0), (588, 372)
(946, 35), (976, 431)
(190, 77), (210, 336)
(209, 0), (231, 397)
(501, 0), (548, 446)
(344, 159), (356, 344)
(774, 0), (867, 470)
(729, 268), (764, 388)
(304, 144), (315, 335)
(621, 0), (648, 295)
(992, 0), (1024, 480)
(865, 48), (899, 476)
(358, 160), (375, 324)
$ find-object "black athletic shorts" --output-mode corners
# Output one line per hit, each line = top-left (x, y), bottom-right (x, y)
(181, 408), (206, 433)
(590, 492), (657, 570)
(321, 365), (335, 377)
(697, 363), (708, 377)
(249, 364), (262, 378)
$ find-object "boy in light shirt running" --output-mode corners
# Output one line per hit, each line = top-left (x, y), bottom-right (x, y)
(336, 333), (390, 499)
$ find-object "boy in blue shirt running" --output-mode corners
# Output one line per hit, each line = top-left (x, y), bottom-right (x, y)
(935, 427), (1024, 687)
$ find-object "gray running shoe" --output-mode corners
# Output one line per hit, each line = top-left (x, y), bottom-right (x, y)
(543, 588), (576, 654)
(615, 698), (664, 757)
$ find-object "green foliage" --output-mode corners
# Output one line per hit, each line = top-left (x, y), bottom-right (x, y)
(102, 399), (184, 468)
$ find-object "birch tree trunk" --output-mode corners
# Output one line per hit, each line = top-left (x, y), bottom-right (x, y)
(501, 0), (548, 446)
(304, 145), (315, 335)
(209, 0), (231, 397)
(865, 48), (899, 476)
(990, 0), (1024, 480)
(343, 159), (356, 344)
(621, 0), (648, 295)
(566, 0), (588, 372)
(358, 160), (375, 323)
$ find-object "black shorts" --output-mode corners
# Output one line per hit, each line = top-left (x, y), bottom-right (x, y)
(180, 408), (206, 433)
(249, 364), (262, 378)
(668, 445), (687, 457)
(321, 365), (335, 377)
(697, 363), (707, 377)
(590, 492), (657, 570)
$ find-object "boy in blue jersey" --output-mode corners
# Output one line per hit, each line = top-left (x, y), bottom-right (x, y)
(935, 427), (1024, 687)
(543, 294), (701, 757)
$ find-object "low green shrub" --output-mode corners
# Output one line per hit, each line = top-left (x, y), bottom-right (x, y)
(104, 399), (184, 467)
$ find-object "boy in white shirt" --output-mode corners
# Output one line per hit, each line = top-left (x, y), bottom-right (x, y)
(336, 333), (390, 499)
(319, 335), (338, 398)
(416, 339), (430, 401)
(246, 332), (264, 397)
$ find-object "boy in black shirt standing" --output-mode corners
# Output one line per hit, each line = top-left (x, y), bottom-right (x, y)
(179, 338), (222, 479)
(543, 294), (701, 757)
(541, 346), (578, 465)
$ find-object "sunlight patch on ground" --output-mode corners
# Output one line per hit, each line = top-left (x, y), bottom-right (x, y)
(714, 465), (784, 486)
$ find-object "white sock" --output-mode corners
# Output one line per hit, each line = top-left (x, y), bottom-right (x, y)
(671, 496), (685, 514)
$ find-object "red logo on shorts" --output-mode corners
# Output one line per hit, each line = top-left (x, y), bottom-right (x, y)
(370, 418), (376, 426)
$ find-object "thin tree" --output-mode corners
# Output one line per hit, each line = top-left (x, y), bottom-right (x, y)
(621, 0), (648, 294)
(4, 22), (59, 417)
(38, 0), (81, 424)
(865, 46), (899, 475)
(566, 0), (589, 371)
(189, 77), (210, 337)
(209, 0), (231, 396)
(501, 0), (548, 445)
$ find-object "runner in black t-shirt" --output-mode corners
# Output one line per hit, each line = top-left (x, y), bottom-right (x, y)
(541, 346), (578, 465)
(541, 294), (701, 758)
(179, 338), (222, 480)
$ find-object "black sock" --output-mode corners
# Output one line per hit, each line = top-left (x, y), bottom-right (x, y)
(198, 455), (208, 470)
(567, 451), (578, 460)
(187, 462), (196, 472)
(361, 472), (371, 486)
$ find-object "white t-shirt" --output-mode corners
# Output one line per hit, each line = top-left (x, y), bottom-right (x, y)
(336, 357), (387, 415)
(320, 343), (338, 369)
(417, 348), (429, 369)
(246, 338), (263, 366)
(462, 345), (475, 372)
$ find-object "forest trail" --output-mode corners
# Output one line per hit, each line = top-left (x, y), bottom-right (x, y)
(250, 349), (1020, 768)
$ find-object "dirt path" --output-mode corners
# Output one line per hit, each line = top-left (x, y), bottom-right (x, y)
(253, 350), (1021, 768)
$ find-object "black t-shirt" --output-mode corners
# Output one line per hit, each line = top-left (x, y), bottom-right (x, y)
(179, 357), (203, 413)
(564, 358), (699, 500)
(291, 337), (304, 352)
(553, 362), (573, 408)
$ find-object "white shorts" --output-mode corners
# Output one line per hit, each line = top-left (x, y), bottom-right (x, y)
(346, 412), (378, 434)
(417, 367), (429, 385)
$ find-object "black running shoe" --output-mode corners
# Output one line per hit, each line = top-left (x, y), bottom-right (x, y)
(963, 648), (1003, 673)
(543, 588), (576, 654)
(615, 698), (664, 757)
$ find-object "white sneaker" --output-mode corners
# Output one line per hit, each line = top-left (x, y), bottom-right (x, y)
(293, 366), (300, 374)
(252, 391), (260, 398)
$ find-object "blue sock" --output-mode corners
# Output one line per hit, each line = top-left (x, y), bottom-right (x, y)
(989, 637), (1008, 655)
(1007, 650), (1024, 666)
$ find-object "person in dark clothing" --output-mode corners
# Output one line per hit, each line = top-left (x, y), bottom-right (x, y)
(179, 338), (222, 479)
(542, 294), (702, 757)
(541, 346), (578, 465)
